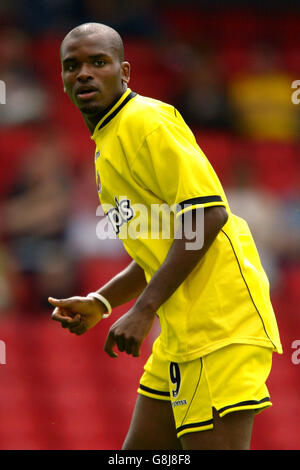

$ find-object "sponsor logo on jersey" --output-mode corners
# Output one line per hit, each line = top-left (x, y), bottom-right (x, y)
(107, 196), (134, 235)
(172, 399), (188, 407)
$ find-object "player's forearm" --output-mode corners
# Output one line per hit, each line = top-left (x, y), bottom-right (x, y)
(134, 206), (228, 314)
(96, 260), (147, 309)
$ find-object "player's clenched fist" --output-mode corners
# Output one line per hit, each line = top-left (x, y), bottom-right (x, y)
(104, 307), (155, 358)
(48, 296), (107, 335)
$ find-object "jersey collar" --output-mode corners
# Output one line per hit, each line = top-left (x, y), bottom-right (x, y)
(91, 88), (136, 139)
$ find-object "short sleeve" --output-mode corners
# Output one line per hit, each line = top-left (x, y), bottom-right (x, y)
(131, 120), (227, 218)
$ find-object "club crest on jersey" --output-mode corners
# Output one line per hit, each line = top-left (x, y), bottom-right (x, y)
(107, 196), (134, 235)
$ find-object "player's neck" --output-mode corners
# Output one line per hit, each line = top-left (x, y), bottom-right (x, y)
(83, 113), (104, 134)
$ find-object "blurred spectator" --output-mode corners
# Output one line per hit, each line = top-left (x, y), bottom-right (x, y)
(276, 177), (300, 266)
(0, 134), (74, 310)
(226, 157), (283, 287)
(0, 27), (48, 126)
(158, 37), (197, 82)
(0, 3), (18, 26)
(83, 0), (162, 37)
(66, 161), (126, 260)
(173, 50), (234, 131)
(228, 43), (300, 140)
(0, 244), (15, 312)
(18, 0), (86, 35)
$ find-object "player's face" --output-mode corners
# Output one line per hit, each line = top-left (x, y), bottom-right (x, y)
(61, 34), (130, 116)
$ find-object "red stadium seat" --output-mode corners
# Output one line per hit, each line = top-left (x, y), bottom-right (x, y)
(193, 131), (235, 187)
(251, 141), (298, 193)
(123, 39), (161, 70)
(0, 126), (39, 198)
(30, 35), (62, 87)
(281, 44), (300, 74)
(216, 42), (253, 79)
(160, 7), (205, 41)
(77, 256), (130, 293)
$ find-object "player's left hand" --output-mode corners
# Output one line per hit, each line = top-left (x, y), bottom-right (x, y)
(104, 306), (155, 358)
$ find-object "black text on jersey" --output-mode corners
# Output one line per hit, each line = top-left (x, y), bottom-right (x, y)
(107, 197), (134, 235)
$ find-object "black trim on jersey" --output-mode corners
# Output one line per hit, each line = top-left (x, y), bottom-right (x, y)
(218, 397), (271, 414)
(221, 229), (276, 349)
(177, 418), (213, 434)
(177, 195), (223, 212)
(98, 91), (137, 130)
(139, 384), (170, 397)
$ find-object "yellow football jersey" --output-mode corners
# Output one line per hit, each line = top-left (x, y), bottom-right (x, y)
(91, 88), (282, 362)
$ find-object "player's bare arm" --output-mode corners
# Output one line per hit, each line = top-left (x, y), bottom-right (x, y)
(49, 260), (147, 335)
(104, 206), (228, 358)
(98, 260), (147, 308)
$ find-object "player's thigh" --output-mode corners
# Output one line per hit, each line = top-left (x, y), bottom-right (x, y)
(122, 394), (182, 450)
(180, 407), (255, 450)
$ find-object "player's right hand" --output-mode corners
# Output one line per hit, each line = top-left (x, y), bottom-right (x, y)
(48, 296), (107, 335)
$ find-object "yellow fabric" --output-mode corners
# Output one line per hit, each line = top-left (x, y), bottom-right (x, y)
(92, 88), (282, 362)
(139, 340), (273, 438)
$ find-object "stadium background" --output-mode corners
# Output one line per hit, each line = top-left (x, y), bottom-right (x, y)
(0, 0), (299, 450)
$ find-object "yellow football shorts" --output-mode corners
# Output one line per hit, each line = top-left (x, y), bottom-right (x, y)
(138, 341), (273, 438)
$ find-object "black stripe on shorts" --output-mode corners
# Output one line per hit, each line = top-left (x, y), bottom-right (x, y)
(177, 418), (214, 435)
(218, 397), (271, 414)
(139, 383), (170, 398)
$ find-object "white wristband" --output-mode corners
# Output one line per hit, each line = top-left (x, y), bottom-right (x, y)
(87, 292), (112, 318)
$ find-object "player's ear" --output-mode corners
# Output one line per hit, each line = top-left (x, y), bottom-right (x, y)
(121, 61), (130, 84)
